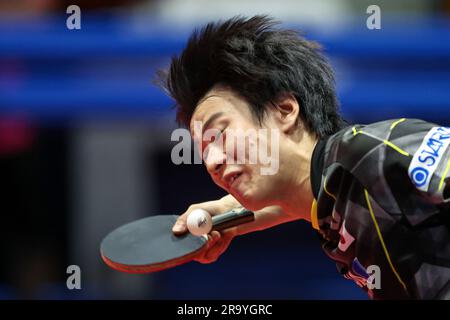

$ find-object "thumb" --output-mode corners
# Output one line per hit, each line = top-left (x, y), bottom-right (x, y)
(172, 217), (187, 234)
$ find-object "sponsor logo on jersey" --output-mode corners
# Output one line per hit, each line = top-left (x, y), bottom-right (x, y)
(408, 127), (450, 192)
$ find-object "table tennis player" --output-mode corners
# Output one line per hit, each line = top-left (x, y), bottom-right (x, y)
(157, 15), (450, 299)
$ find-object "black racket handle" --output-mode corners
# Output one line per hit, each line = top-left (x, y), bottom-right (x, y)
(211, 208), (255, 231)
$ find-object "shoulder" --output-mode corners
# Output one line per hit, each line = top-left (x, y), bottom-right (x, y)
(323, 118), (450, 213)
(324, 118), (438, 169)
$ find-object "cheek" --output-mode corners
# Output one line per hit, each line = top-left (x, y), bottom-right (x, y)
(255, 130), (277, 159)
(242, 170), (269, 193)
(248, 135), (258, 149)
(242, 138), (257, 164)
(249, 168), (282, 195)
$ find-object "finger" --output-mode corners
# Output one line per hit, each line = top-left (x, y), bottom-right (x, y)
(172, 213), (189, 234)
(200, 231), (234, 264)
(205, 231), (221, 250)
(203, 234), (232, 262)
(220, 227), (237, 238)
(195, 231), (221, 263)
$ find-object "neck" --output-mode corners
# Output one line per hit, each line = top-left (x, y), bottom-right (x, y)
(277, 132), (318, 222)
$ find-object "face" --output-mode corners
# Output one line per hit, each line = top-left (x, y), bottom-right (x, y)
(190, 86), (302, 211)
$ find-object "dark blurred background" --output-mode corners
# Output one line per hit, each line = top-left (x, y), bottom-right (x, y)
(0, 0), (450, 299)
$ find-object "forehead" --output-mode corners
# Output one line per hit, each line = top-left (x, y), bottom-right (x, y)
(193, 96), (234, 122)
(190, 88), (251, 128)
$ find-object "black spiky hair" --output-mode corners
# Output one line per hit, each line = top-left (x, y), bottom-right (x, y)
(158, 15), (344, 138)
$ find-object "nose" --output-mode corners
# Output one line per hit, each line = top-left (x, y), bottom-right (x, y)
(204, 142), (226, 174)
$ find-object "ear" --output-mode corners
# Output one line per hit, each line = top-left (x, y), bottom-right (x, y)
(271, 92), (300, 134)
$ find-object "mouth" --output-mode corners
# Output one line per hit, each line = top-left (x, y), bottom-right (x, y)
(223, 171), (243, 189)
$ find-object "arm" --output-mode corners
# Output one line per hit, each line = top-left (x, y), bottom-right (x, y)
(208, 194), (300, 236)
(172, 194), (300, 264)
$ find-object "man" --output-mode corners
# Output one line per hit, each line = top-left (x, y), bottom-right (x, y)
(158, 15), (450, 299)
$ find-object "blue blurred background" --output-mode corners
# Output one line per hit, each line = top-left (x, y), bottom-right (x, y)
(0, 0), (449, 299)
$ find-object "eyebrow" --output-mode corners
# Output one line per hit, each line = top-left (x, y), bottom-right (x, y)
(202, 112), (225, 135)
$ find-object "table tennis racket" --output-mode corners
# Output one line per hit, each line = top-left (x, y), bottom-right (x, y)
(100, 208), (254, 273)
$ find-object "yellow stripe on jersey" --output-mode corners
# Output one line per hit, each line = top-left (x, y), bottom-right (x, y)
(390, 118), (406, 130)
(438, 157), (450, 192)
(310, 199), (319, 230)
(364, 189), (408, 293)
(323, 176), (337, 201)
(353, 127), (410, 157)
(383, 140), (410, 157)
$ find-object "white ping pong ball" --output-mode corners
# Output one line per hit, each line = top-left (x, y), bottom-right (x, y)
(187, 209), (212, 236)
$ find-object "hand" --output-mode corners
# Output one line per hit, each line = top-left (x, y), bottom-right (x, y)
(173, 196), (241, 264)
(173, 196), (300, 264)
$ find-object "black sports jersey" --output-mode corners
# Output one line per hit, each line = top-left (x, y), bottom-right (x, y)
(310, 118), (450, 300)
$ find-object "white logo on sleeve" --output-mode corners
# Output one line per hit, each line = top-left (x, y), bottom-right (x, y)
(408, 127), (450, 192)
